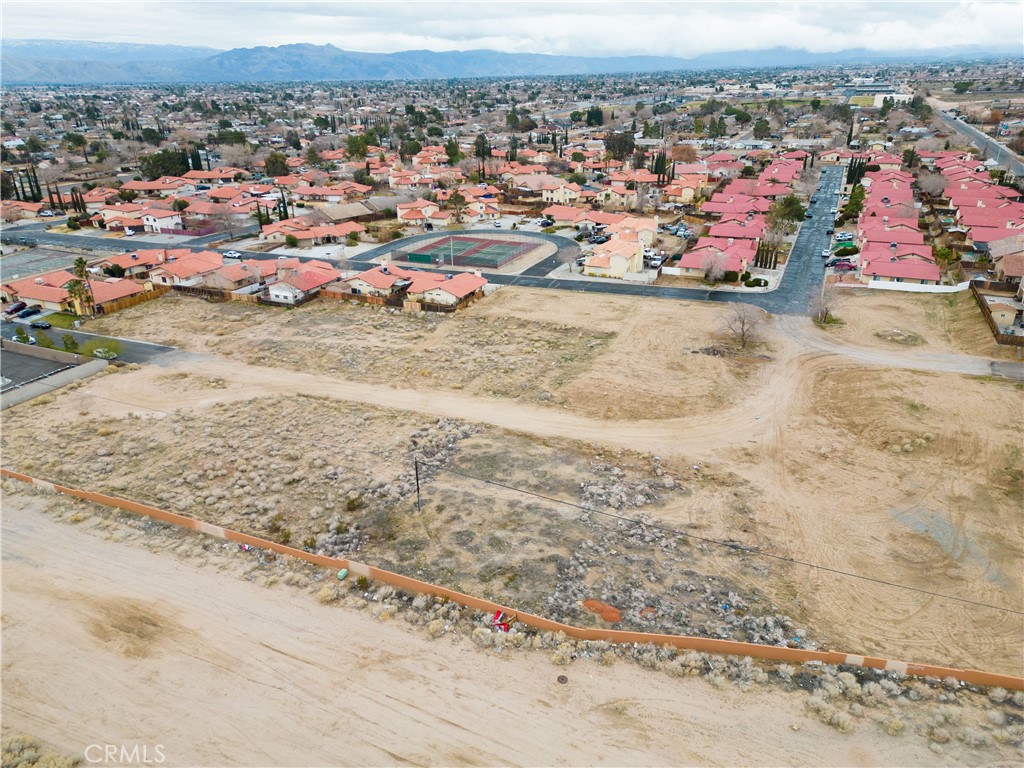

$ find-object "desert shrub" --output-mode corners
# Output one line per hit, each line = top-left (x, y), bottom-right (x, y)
(354, 576), (370, 590)
(302, 535), (316, 549)
(267, 514), (284, 533)
(346, 494), (364, 511)
(316, 586), (336, 604)
(278, 528), (292, 545)
(880, 717), (905, 736)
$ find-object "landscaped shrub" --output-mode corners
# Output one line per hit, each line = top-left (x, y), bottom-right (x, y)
(744, 278), (768, 287)
(741, 271), (751, 281)
(723, 270), (740, 283)
(836, 245), (859, 257)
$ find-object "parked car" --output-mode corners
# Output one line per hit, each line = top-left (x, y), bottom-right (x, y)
(4, 301), (27, 315)
(493, 221), (502, 228)
(575, 256), (587, 266)
(92, 348), (118, 360)
(29, 320), (51, 329)
(826, 257), (853, 267)
(830, 207), (838, 214)
(539, 219), (554, 227)
(39, 210), (55, 217)
(833, 262), (857, 271)
(424, 222), (433, 231)
(17, 307), (41, 319)
(826, 227), (834, 234)
(805, 211), (813, 218)
(589, 235), (609, 244)
(223, 250), (242, 258)
(836, 233), (854, 242)
(821, 249), (831, 257)
(810, 196), (818, 203)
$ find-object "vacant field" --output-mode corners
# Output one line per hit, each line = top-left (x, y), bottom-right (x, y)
(7, 286), (1021, 679)
(7, 494), (1021, 767)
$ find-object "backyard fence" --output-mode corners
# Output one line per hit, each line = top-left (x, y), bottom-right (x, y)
(970, 282), (1024, 347)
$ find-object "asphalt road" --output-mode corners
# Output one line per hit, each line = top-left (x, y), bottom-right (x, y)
(0, 320), (174, 364)
(937, 112), (1024, 176)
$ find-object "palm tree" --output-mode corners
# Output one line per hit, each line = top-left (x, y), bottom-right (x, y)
(68, 256), (95, 316)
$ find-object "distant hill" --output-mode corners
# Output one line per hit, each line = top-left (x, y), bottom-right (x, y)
(0, 40), (1015, 85)
(2, 38), (222, 62)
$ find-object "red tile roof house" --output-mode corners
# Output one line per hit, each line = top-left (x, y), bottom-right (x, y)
(140, 208), (184, 232)
(201, 260), (277, 292)
(120, 177), (197, 197)
(260, 218), (365, 246)
(343, 265), (414, 298)
(1, 271), (145, 314)
(859, 256), (941, 285)
(94, 248), (185, 279)
(408, 272), (488, 307)
(149, 251), (225, 287)
(182, 167), (248, 182)
(265, 264), (341, 305)
(988, 233), (1024, 286)
(0, 200), (46, 220)
(677, 239), (755, 278)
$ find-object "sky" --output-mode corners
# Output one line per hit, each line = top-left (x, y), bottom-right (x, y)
(2, 0), (1021, 57)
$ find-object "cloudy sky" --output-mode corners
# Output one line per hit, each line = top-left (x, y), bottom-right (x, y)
(3, 0), (1020, 56)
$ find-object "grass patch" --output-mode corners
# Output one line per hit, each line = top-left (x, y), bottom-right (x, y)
(42, 312), (80, 329)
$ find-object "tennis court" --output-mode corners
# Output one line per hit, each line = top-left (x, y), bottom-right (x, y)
(402, 235), (538, 269)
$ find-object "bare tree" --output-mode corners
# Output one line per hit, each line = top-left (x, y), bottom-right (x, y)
(917, 172), (947, 199)
(811, 284), (843, 324)
(701, 249), (727, 282)
(721, 304), (763, 349)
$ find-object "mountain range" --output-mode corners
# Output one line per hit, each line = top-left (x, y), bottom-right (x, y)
(1, 40), (1015, 85)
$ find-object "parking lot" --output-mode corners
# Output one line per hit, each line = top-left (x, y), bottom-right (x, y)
(0, 346), (74, 391)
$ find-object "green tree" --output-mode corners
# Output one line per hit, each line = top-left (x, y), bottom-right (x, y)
(63, 131), (89, 161)
(693, 117), (704, 134)
(305, 145), (321, 165)
(953, 81), (973, 94)
(103, 264), (127, 278)
(68, 257), (95, 316)
(263, 151), (289, 177)
(444, 138), (463, 165)
(585, 106), (604, 126)
(752, 118), (771, 139)
(770, 194), (806, 223)
(63, 333), (80, 353)
(34, 329), (55, 349)
(285, 234), (299, 248)
(13, 326), (31, 344)
(172, 198), (189, 212)
(446, 190), (467, 224)
(139, 149), (189, 180)
(140, 127), (163, 146)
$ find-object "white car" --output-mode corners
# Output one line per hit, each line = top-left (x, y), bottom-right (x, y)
(493, 221), (502, 228)
(223, 250), (242, 258)
(821, 248), (831, 257)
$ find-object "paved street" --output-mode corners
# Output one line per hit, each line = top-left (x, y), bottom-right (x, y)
(936, 112), (1024, 176)
(0, 321), (175, 364)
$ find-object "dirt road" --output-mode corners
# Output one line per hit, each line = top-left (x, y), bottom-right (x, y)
(2, 494), (997, 767)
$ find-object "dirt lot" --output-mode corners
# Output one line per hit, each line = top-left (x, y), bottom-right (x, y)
(3, 285), (1023, 764)
(4, 493), (1022, 767)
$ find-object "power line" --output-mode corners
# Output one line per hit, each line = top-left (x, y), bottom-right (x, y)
(416, 460), (1024, 617)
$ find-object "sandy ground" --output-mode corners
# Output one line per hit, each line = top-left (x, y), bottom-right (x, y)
(8, 287), (1021, 678)
(3, 285), (1023, 765)
(3, 493), (1018, 768)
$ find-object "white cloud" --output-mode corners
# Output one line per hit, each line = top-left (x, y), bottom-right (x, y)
(2, 0), (1020, 57)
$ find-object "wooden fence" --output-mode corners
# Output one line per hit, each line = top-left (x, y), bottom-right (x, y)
(970, 282), (1024, 347)
(97, 286), (172, 315)
(3, 468), (1021, 691)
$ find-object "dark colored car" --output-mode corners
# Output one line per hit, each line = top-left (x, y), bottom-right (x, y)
(826, 227), (834, 234)
(826, 257), (853, 267)
(4, 301), (27, 315)
(17, 307), (41, 319)
(29, 320), (52, 329)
